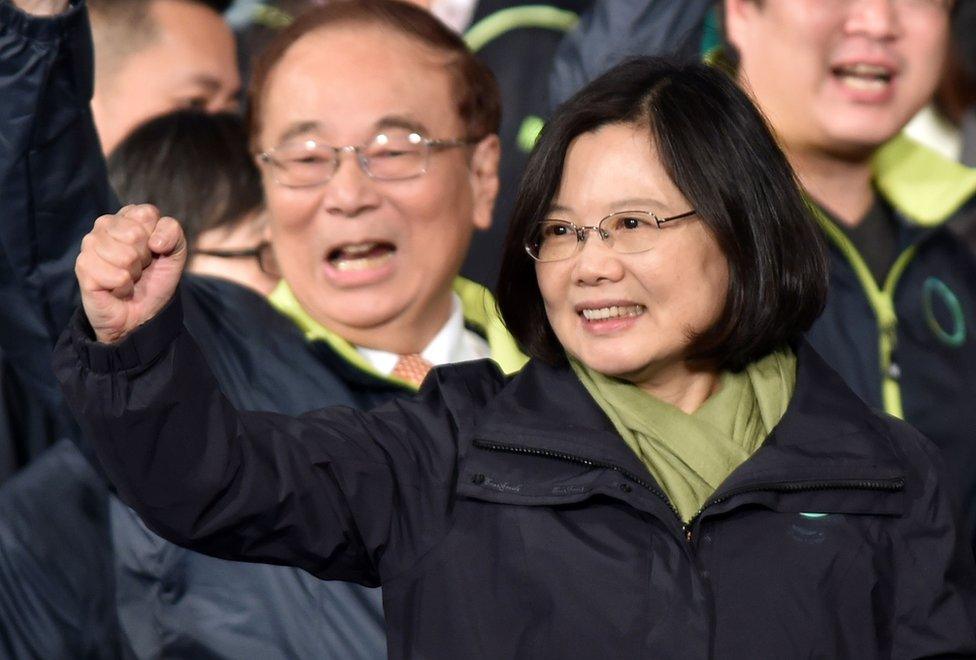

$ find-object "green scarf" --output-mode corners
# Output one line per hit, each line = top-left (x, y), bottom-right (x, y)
(571, 349), (796, 522)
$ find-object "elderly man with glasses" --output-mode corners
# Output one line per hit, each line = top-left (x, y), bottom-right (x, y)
(0, 1), (523, 658)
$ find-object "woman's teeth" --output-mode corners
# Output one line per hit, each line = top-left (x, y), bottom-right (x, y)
(581, 305), (645, 321)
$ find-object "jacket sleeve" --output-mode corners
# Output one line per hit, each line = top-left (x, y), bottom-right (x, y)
(547, 0), (714, 111)
(53, 293), (459, 586)
(0, 0), (117, 343)
(887, 421), (976, 657)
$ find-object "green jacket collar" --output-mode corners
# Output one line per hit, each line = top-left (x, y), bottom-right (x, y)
(871, 133), (976, 226)
(267, 278), (527, 389)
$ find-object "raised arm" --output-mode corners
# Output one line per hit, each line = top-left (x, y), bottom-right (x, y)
(0, 0), (118, 341)
(53, 206), (456, 582)
(55, 296), (402, 582)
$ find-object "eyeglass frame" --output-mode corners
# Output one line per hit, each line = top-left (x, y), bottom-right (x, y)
(525, 209), (698, 262)
(193, 240), (279, 277)
(256, 131), (482, 188)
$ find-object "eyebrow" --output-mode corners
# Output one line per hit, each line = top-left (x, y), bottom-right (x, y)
(373, 115), (430, 135)
(610, 196), (672, 210)
(548, 197), (674, 215)
(274, 115), (433, 148)
(275, 121), (324, 145)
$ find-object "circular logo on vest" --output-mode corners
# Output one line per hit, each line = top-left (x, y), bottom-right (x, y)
(922, 277), (966, 348)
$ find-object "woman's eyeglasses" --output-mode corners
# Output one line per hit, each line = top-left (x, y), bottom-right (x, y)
(525, 209), (697, 263)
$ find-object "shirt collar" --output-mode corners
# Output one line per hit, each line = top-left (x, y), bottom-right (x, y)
(266, 278), (515, 388)
(356, 293), (488, 376)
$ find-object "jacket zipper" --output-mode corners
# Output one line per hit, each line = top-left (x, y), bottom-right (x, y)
(472, 439), (684, 523)
(814, 212), (918, 419)
(473, 439), (904, 545)
(683, 477), (906, 542)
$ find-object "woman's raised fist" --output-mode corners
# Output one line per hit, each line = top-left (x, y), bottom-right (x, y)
(75, 204), (187, 343)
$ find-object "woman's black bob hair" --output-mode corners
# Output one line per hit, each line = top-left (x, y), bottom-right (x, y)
(496, 58), (829, 372)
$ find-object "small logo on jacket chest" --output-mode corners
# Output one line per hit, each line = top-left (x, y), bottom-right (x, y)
(483, 477), (523, 493)
(923, 277), (967, 348)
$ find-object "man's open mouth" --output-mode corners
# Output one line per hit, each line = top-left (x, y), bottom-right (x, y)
(832, 63), (894, 92)
(327, 241), (396, 272)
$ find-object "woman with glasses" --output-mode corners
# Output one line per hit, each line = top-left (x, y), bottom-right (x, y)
(57, 58), (976, 656)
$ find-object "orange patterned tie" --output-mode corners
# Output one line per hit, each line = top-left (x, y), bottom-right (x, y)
(391, 353), (433, 387)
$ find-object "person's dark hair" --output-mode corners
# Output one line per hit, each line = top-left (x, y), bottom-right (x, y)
(245, 0), (501, 150)
(952, 0), (976, 80)
(496, 57), (829, 371)
(107, 110), (263, 247)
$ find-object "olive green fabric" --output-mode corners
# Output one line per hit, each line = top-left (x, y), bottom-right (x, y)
(571, 349), (796, 522)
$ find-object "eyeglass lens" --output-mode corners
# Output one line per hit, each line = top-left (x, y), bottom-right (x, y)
(269, 128), (431, 187)
(527, 212), (661, 262)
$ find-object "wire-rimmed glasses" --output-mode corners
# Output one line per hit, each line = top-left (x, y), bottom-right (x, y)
(257, 128), (479, 188)
(525, 209), (697, 262)
(193, 240), (279, 277)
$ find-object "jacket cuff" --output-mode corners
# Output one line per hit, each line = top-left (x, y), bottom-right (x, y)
(72, 290), (185, 373)
(0, 0), (88, 42)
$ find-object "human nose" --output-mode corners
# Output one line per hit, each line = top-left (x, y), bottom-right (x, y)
(320, 147), (381, 218)
(845, 0), (902, 39)
(572, 228), (624, 286)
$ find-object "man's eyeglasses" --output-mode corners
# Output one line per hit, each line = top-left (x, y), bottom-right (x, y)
(257, 128), (479, 188)
(525, 209), (697, 263)
(193, 240), (279, 277)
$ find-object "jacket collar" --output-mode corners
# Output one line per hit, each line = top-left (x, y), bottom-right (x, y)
(266, 277), (527, 389)
(872, 133), (976, 227)
(462, 342), (905, 511)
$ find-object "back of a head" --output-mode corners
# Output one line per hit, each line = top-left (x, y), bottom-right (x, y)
(88, 0), (240, 154)
(87, 0), (159, 82)
(106, 110), (262, 247)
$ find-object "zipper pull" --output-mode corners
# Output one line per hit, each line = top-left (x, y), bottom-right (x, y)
(684, 525), (692, 543)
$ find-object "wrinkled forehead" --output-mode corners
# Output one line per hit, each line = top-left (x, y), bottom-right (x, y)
(257, 23), (464, 147)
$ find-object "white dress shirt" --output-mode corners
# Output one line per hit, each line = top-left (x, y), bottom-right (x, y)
(356, 293), (491, 376)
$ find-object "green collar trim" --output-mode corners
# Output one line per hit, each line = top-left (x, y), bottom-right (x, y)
(267, 278), (527, 389)
(464, 6), (579, 52)
(871, 134), (976, 226)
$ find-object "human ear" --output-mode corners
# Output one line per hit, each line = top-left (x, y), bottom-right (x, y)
(468, 134), (501, 231)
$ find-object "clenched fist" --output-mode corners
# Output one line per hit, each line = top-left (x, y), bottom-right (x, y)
(76, 205), (187, 343)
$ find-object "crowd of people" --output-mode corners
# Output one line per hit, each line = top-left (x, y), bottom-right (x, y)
(1, 0), (975, 657)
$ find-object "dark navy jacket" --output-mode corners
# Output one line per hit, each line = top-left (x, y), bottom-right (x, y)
(55, 295), (976, 659)
(546, 0), (976, 556)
